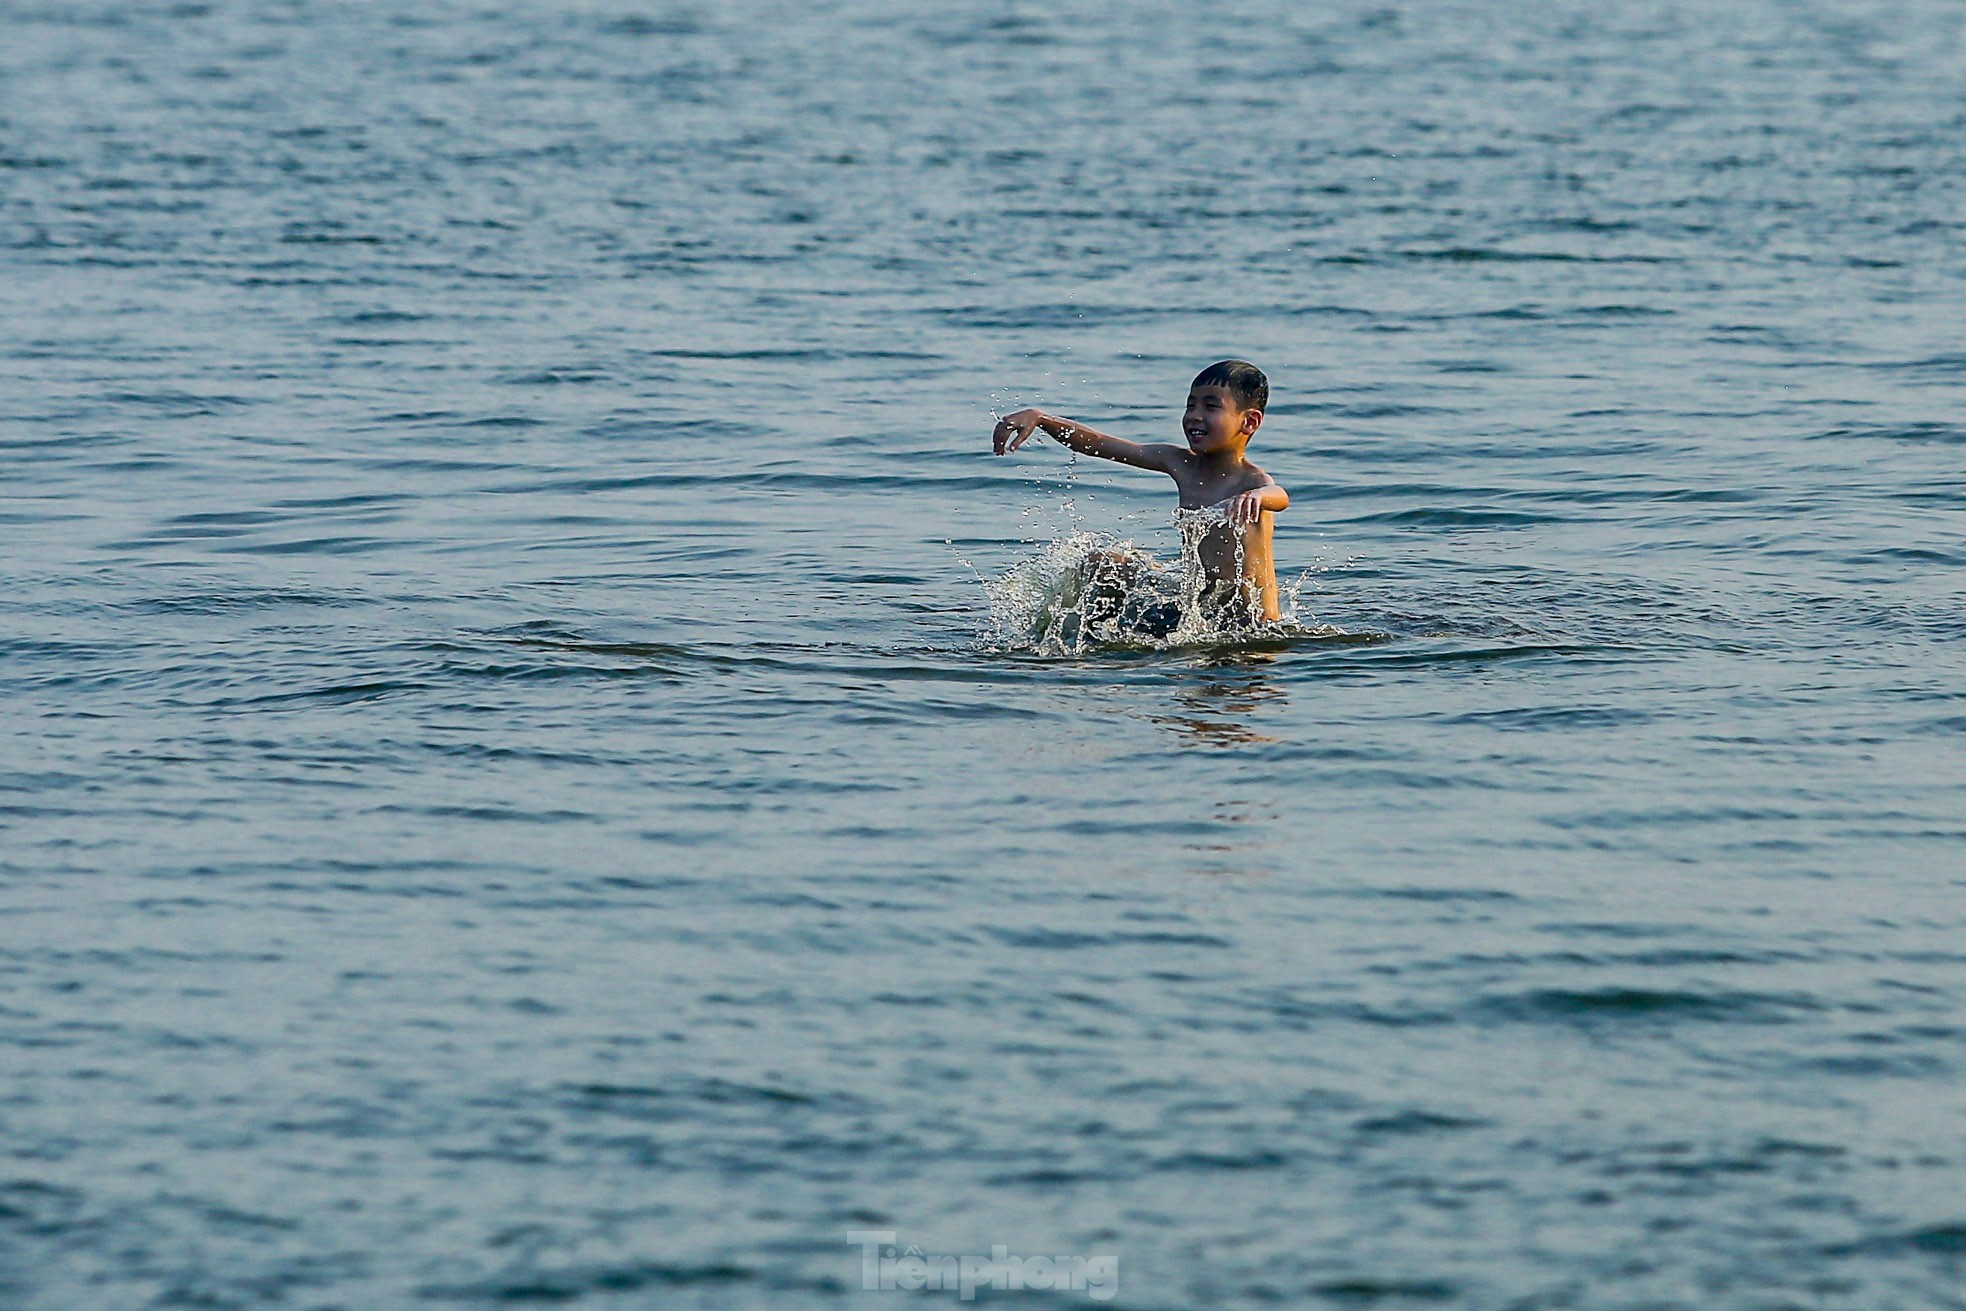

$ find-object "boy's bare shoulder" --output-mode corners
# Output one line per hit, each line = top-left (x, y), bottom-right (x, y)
(1214, 456), (1281, 493)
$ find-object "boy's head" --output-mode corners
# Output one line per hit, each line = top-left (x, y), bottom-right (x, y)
(1185, 359), (1268, 452)
(1192, 359), (1268, 413)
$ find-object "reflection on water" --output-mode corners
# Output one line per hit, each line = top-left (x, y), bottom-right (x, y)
(1182, 798), (1286, 879)
(1153, 657), (1287, 749)
(1153, 662), (1288, 874)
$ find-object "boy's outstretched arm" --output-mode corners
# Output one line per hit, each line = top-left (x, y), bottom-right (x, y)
(991, 408), (1176, 472)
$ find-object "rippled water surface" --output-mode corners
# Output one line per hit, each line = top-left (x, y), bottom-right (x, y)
(7, 2), (1966, 1307)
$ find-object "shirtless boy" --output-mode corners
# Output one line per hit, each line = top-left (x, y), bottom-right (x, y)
(990, 359), (1290, 622)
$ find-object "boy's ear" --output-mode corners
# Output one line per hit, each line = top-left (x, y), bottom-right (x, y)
(1242, 407), (1264, 435)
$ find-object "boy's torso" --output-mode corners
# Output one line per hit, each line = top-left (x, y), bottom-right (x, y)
(1165, 454), (1280, 620)
(1163, 452), (1273, 511)
(1189, 514), (1279, 620)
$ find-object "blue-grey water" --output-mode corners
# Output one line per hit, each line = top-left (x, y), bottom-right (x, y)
(6, 2), (1966, 1307)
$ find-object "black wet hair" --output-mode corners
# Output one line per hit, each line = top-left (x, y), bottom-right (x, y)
(1191, 359), (1268, 412)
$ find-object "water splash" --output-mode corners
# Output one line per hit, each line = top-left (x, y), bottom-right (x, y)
(980, 508), (1340, 655)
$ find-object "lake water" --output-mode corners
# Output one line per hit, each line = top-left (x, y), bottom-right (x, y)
(6, 2), (1966, 1307)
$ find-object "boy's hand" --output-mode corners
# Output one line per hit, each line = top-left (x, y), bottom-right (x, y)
(992, 408), (1047, 455)
(1225, 489), (1268, 526)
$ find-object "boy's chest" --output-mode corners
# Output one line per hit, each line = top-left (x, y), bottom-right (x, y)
(1174, 462), (1266, 507)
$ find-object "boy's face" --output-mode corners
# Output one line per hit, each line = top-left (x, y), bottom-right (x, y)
(1183, 385), (1260, 455)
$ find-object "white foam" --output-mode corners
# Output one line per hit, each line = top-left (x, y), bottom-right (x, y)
(978, 510), (1337, 655)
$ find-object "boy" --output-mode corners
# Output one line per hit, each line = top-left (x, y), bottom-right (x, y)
(990, 359), (1290, 624)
